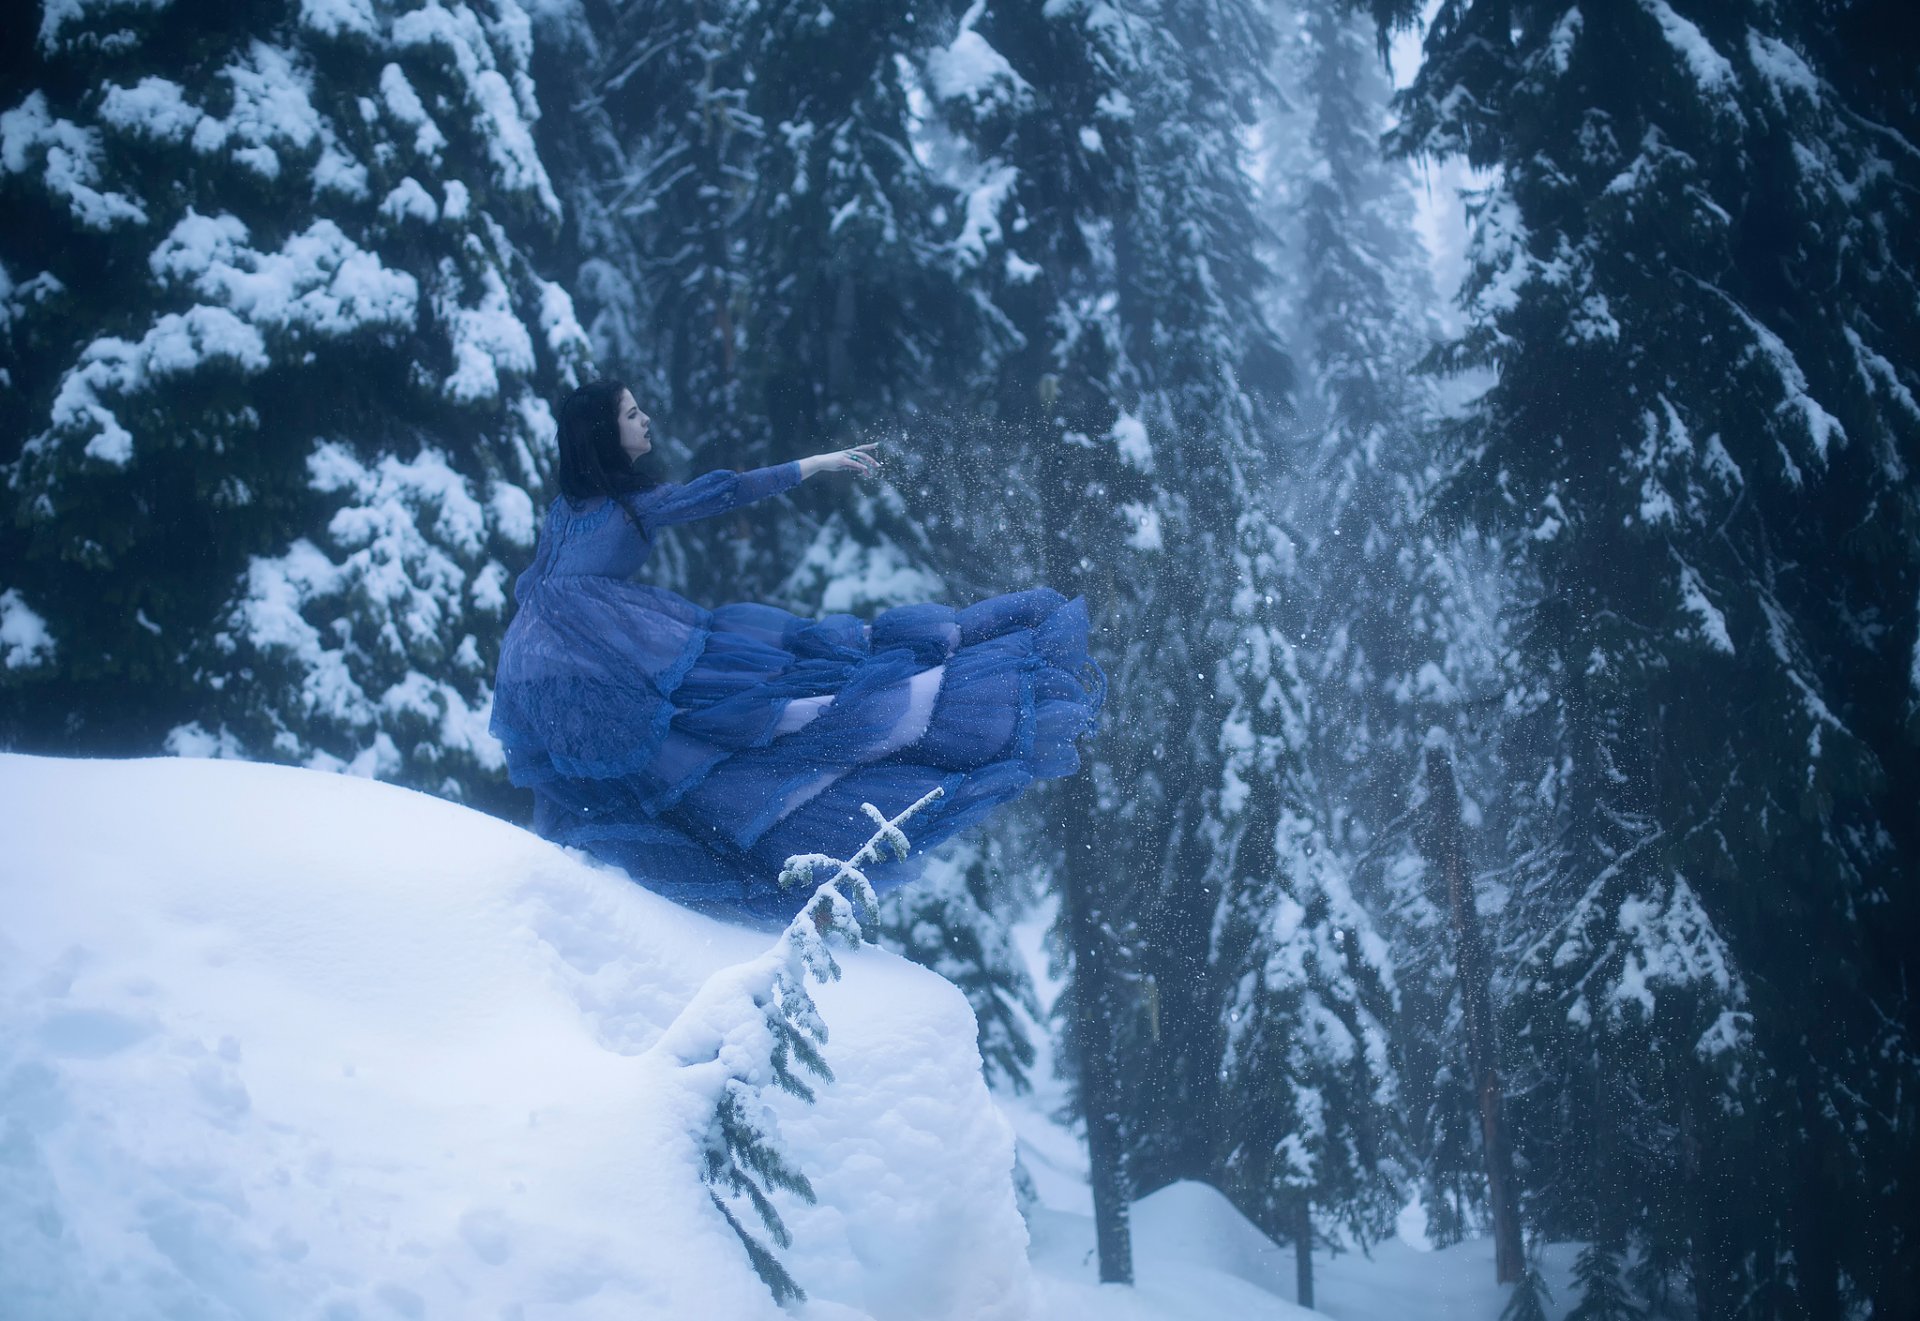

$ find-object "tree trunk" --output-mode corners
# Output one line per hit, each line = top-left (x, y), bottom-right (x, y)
(1421, 745), (1524, 1284)
(1788, 1083), (1839, 1321)
(1294, 1194), (1315, 1310)
(1059, 762), (1134, 1284)
(1681, 1076), (1741, 1321)
(1029, 348), (1134, 1286)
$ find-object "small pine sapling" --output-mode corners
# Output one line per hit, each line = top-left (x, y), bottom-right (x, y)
(1568, 1240), (1643, 1321)
(655, 788), (944, 1304)
(1500, 1244), (1555, 1321)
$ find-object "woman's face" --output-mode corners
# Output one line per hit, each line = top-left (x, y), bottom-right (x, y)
(616, 390), (652, 461)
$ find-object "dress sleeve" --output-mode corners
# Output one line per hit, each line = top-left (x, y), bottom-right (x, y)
(640, 462), (805, 529)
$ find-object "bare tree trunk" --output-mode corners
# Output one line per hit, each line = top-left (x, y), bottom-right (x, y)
(1421, 745), (1524, 1284)
(1294, 1194), (1315, 1310)
(1059, 763), (1134, 1284)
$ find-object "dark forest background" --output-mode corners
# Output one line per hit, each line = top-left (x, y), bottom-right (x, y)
(3, 1), (1917, 1316)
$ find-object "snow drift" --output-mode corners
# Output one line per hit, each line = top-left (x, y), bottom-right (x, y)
(0, 753), (1028, 1320)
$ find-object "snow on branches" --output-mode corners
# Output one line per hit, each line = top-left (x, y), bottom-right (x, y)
(651, 787), (943, 1304)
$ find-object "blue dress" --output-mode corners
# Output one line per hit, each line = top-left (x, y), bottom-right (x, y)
(490, 463), (1104, 921)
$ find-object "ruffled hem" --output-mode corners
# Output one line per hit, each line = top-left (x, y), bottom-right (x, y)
(492, 583), (1104, 919)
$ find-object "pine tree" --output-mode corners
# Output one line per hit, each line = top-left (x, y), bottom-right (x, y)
(1111, 0), (1299, 1204)
(661, 787), (946, 1304)
(878, 836), (1040, 1093)
(1208, 537), (1403, 1303)
(738, 0), (982, 444)
(1501, 1258), (1554, 1321)
(1258, 0), (1506, 1258)
(1567, 1240), (1643, 1321)
(1368, 0), (1920, 1312)
(1417, 743), (1525, 1281)
(564, 0), (757, 473)
(1, 0), (588, 814)
(911, 0), (1163, 1282)
(918, 3), (1295, 1281)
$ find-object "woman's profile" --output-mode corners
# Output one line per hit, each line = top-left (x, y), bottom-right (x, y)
(489, 379), (1104, 920)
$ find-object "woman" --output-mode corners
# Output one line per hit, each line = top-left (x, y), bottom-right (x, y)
(490, 379), (1104, 921)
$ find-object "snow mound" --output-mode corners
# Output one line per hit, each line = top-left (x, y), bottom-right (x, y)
(0, 754), (1029, 1321)
(1024, 1181), (1315, 1321)
(1131, 1182), (1297, 1297)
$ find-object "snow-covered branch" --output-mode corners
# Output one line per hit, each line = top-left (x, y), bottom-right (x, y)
(650, 787), (944, 1304)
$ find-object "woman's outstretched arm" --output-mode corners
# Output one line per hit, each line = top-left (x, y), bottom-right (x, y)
(642, 444), (881, 528)
(796, 444), (880, 480)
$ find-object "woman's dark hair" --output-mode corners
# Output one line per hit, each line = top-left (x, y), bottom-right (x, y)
(555, 379), (658, 506)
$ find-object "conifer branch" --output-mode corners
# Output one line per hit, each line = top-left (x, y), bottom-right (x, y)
(663, 788), (941, 1305)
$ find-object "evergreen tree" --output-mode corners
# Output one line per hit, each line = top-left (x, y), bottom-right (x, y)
(738, 0), (983, 448)
(1, 0), (588, 814)
(926, 0), (1158, 1279)
(1417, 743), (1526, 1280)
(1368, 0), (1920, 1312)
(1112, 0), (1297, 1203)
(904, 0), (1296, 1280)
(878, 836), (1040, 1093)
(1501, 1259), (1554, 1321)
(1567, 1240), (1644, 1321)
(662, 787), (947, 1305)
(933, 3), (1320, 1282)
(1259, 0), (1504, 1256)
(1208, 540), (1403, 1301)
(560, 0), (757, 511)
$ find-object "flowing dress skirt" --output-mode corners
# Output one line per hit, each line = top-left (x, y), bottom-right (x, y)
(491, 575), (1104, 921)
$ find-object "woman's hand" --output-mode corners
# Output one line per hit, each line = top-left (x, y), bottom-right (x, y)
(798, 443), (881, 480)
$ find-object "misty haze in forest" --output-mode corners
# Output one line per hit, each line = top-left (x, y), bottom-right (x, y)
(3, 1), (1917, 1318)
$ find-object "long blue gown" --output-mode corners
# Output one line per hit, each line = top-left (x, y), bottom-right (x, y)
(489, 462), (1104, 921)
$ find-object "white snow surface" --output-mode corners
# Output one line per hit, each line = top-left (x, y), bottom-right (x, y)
(1637, 0), (1739, 116)
(4, 754), (1589, 1320)
(0, 588), (58, 670)
(1000, 904), (1585, 1321)
(927, 2), (1028, 109)
(0, 754), (1028, 1321)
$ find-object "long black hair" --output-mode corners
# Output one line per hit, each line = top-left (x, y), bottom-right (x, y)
(555, 379), (658, 508)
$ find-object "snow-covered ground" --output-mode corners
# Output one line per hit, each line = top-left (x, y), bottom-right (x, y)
(2, 753), (1574, 1319)
(1003, 904), (1583, 1321)
(0, 754), (1024, 1320)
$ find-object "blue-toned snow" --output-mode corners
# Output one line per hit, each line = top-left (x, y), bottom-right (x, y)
(2, 753), (1577, 1319)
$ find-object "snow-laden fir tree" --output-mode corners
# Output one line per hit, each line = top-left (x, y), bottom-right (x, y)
(543, 0), (990, 607)
(533, 0), (754, 600)
(1501, 1257), (1554, 1321)
(1414, 740), (1527, 1280)
(1207, 498), (1403, 1308)
(902, 0), (1167, 1282)
(1254, 0), (1515, 1257)
(912, 0), (1302, 1282)
(877, 835), (1040, 1094)
(517, 0), (666, 394)
(1, 0), (588, 814)
(1368, 0), (1920, 1312)
(737, 0), (987, 444)
(1566, 1239), (1643, 1321)
(1105, 0), (1304, 1207)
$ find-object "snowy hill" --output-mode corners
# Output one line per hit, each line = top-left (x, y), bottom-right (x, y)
(0, 754), (1025, 1320)
(2, 753), (1575, 1320)
(1003, 905), (1585, 1321)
